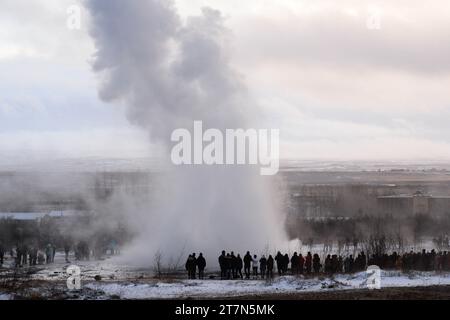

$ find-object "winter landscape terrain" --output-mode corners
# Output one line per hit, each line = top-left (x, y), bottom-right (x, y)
(2, 251), (450, 300)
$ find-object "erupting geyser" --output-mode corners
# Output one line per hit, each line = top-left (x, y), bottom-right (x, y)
(86, 0), (287, 266)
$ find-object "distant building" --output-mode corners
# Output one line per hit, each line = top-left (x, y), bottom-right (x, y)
(377, 191), (450, 217)
(289, 184), (450, 219)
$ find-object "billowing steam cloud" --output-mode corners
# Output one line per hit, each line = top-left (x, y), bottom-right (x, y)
(85, 0), (287, 265)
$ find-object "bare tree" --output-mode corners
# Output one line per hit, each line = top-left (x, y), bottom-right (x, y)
(167, 245), (187, 274)
(152, 250), (163, 279)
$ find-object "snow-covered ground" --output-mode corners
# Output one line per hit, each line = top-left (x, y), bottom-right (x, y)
(2, 253), (450, 299)
(0, 252), (153, 282)
(83, 271), (450, 299)
(0, 293), (12, 300)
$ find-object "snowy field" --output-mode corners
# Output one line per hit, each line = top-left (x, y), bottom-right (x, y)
(82, 271), (450, 300)
(2, 253), (450, 300)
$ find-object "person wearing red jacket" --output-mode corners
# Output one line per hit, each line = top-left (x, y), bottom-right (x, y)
(298, 253), (305, 274)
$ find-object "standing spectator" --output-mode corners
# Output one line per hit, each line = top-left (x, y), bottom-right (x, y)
(267, 255), (274, 279)
(243, 251), (252, 279)
(218, 251), (226, 280)
(298, 253), (305, 274)
(305, 252), (312, 274)
(196, 253), (206, 280)
(230, 252), (237, 279)
(29, 245), (38, 266)
(275, 251), (284, 276)
(283, 254), (290, 274)
(313, 254), (321, 273)
(191, 253), (197, 279)
(325, 254), (332, 273)
(21, 244), (29, 266)
(16, 244), (23, 267)
(37, 250), (45, 265)
(291, 252), (299, 275)
(64, 240), (71, 263)
(252, 255), (258, 279)
(45, 244), (53, 264)
(225, 253), (232, 279)
(0, 242), (5, 266)
(185, 254), (196, 279)
(236, 254), (243, 279)
(52, 243), (57, 262)
(259, 255), (267, 279)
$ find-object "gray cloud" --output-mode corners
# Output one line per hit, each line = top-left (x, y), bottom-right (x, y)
(233, 1), (450, 74)
(2, 0), (450, 161)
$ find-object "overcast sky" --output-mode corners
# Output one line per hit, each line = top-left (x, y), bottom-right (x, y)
(2, 0), (450, 162)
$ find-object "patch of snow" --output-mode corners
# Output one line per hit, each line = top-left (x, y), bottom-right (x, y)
(4, 254), (450, 299)
(85, 271), (450, 299)
(0, 293), (12, 300)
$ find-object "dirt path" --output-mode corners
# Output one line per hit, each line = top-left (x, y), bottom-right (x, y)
(232, 285), (450, 300)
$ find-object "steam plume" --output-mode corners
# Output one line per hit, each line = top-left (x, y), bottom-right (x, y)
(86, 0), (287, 265)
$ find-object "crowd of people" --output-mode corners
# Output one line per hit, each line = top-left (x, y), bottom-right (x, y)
(185, 253), (207, 279)
(0, 242), (56, 267)
(184, 249), (450, 280)
(0, 242), (68, 267)
(368, 249), (450, 272)
(0, 239), (120, 268)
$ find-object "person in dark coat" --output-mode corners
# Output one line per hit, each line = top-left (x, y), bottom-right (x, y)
(218, 250), (226, 280)
(236, 254), (243, 279)
(283, 253), (289, 274)
(37, 250), (45, 265)
(191, 253), (197, 279)
(360, 251), (367, 270)
(16, 244), (23, 267)
(46, 244), (53, 264)
(185, 254), (193, 279)
(333, 255), (341, 273)
(185, 254), (191, 278)
(0, 242), (5, 266)
(64, 240), (71, 263)
(305, 252), (312, 274)
(185, 254), (197, 279)
(324, 254), (332, 273)
(243, 251), (252, 279)
(259, 255), (267, 279)
(275, 251), (284, 276)
(313, 254), (321, 273)
(344, 256), (351, 273)
(291, 252), (299, 275)
(230, 251), (237, 279)
(283, 254), (289, 274)
(196, 253), (206, 279)
(52, 243), (57, 262)
(29, 245), (38, 266)
(21, 244), (29, 265)
(267, 255), (274, 279)
(225, 253), (232, 279)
